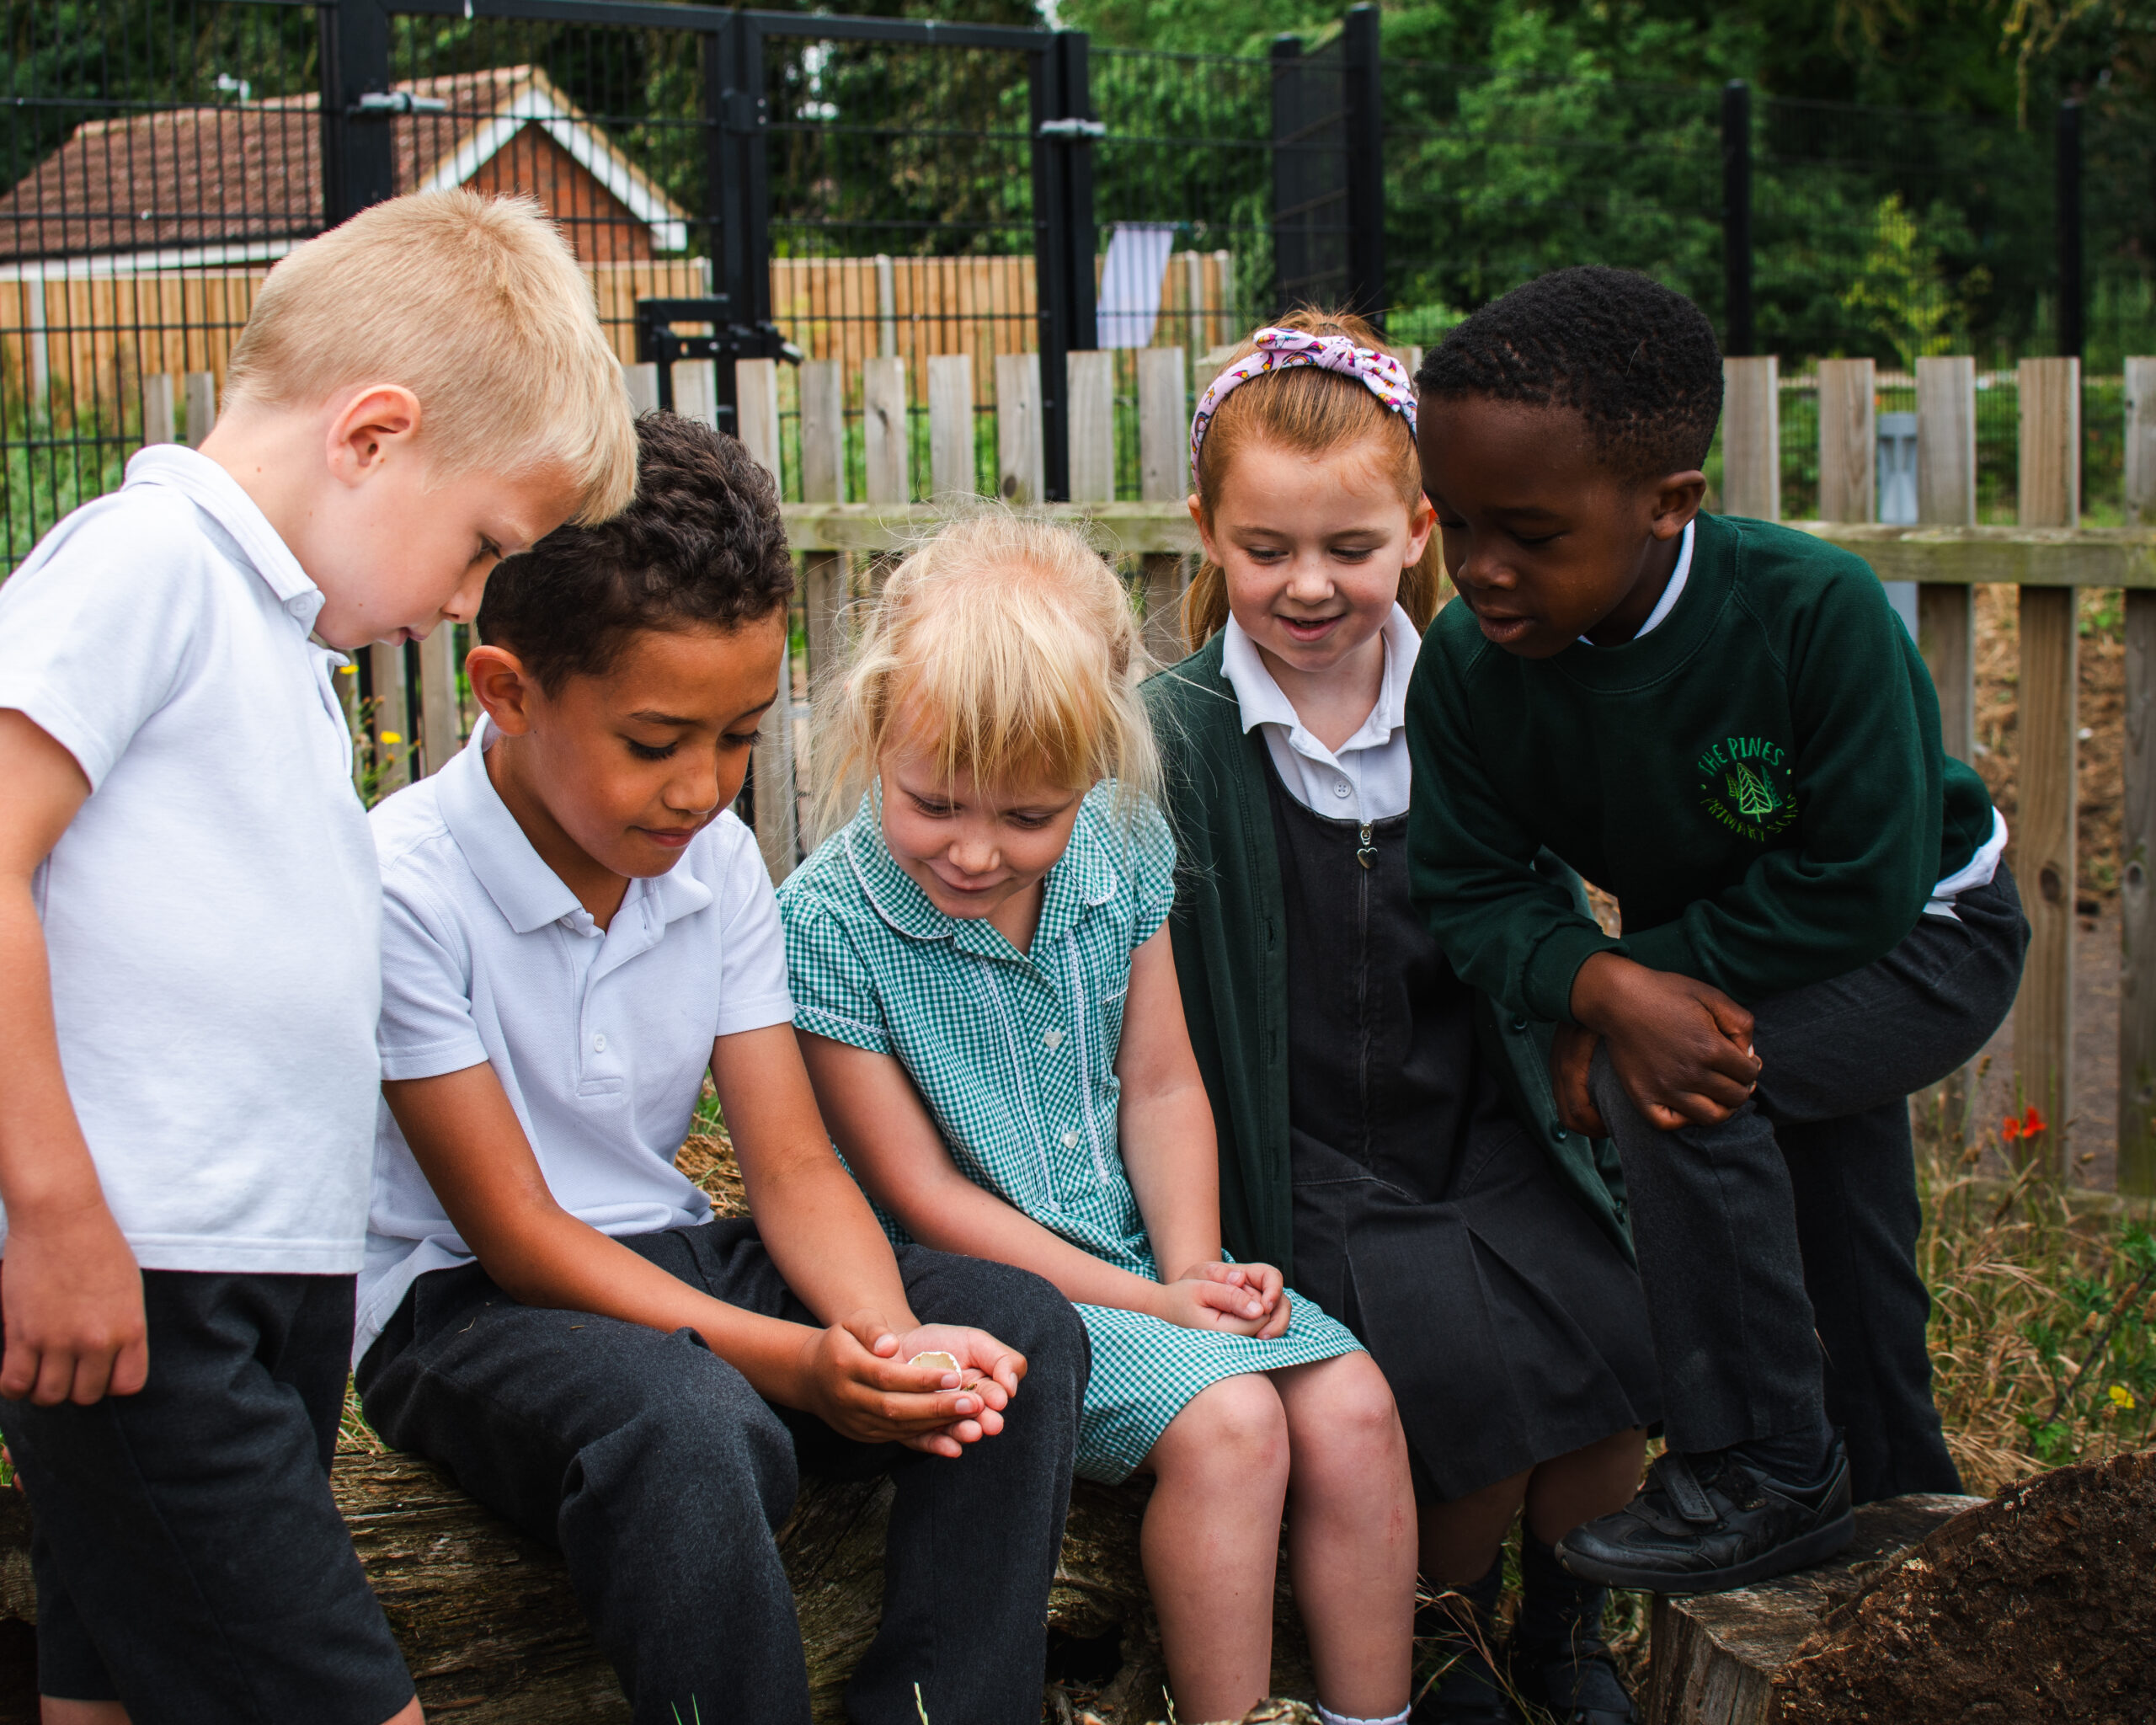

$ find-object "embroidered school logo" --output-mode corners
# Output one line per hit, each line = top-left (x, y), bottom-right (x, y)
(1697, 734), (1799, 843)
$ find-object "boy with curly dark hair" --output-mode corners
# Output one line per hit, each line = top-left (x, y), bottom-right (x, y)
(1406, 267), (2023, 1596)
(353, 412), (1086, 1725)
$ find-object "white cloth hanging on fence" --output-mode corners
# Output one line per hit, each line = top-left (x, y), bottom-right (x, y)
(1097, 222), (1179, 349)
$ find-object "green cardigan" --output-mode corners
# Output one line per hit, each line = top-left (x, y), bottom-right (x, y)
(1145, 633), (1635, 1282)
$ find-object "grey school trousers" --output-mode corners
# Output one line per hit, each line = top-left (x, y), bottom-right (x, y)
(357, 1220), (1086, 1725)
(1588, 868), (2027, 1502)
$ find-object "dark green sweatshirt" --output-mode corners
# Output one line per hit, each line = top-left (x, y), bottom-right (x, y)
(1405, 511), (1997, 1022)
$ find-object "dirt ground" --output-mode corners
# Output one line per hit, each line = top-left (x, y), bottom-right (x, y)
(1773, 1450), (2156, 1724)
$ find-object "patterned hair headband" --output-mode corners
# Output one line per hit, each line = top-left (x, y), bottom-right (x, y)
(1188, 327), (1417, 479)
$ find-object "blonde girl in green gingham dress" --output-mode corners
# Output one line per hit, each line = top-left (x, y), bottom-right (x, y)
(778, 515), (1417, 1725)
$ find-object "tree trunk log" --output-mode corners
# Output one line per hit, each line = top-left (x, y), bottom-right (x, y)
(0, 1450), (1313, 1725)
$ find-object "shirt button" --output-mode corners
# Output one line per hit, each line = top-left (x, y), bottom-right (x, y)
(1043, 1028), (1065, 1050)
(1332, 780), (1351, 798)
(1060, 1130), (1080, 1150)
(593, 1033), (607, 1053)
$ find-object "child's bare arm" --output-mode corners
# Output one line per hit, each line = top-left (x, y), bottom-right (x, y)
(709, 1023), (1027, 1411)
(802, 1024), (1266, 1336)
(383, 1054), (997, 1456)
(1115, 928), (1287, 1337)
(1567, 951), (1759, 1130)
(0, 709), (147, 1407)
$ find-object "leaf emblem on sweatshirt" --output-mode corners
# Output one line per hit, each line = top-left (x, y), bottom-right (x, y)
(1725, 761), (1780, 820)
(1698, 734), (1798, 841)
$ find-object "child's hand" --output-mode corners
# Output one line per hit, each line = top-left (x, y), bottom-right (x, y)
(1152, 1271), (1289, 1337)
(891, 1322), (1027, 1413)
(0, 1199), (148, 1406)
(1175, 1259), (1292, 1339)
(1550, 1023), (1607, 1137)
(793, 1311), (1001, 1459)
(1570, 953), (1759, 1130)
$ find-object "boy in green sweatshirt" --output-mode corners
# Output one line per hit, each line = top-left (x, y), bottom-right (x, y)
(1405, 267), (2024, 1595)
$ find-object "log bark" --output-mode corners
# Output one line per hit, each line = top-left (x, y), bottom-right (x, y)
(0, 1450), (1314, 1725)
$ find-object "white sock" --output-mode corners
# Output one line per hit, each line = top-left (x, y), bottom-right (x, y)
(1316, 1706), (1411, 1725)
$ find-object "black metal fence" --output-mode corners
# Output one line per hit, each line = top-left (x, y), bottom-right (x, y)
(4, 0), (2152, 567)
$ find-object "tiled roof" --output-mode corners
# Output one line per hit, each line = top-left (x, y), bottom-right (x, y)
(0, 66), (685, 263)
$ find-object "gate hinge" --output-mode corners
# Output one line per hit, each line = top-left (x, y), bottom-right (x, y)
(1037, 117), (1106, 138)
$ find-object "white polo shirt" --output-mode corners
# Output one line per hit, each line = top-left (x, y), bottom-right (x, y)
(356, 724), (795, 1361)
(1220, 601), (1422, 822)
(0, 446), (381, 1274)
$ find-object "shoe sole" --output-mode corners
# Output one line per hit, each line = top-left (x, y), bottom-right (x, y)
(1556, 1507), (1858, 1595)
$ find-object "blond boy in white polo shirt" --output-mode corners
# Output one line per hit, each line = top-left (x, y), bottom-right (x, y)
(0, 190), (633, 1725)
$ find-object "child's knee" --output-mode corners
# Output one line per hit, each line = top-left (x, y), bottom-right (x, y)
(1161, 1374), (1289, 1482)
(1291, 1354), (1406, 1470)
(967, 1262), (1088, 1388)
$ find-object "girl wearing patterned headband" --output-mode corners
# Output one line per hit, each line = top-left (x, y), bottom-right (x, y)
(1145, 308), (1660, 1725)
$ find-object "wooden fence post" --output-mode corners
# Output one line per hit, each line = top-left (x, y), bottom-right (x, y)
(184, 371), (216, 447)
(734, 360), (782, 483)
(863, 355), (910, 508)
(927, 355), (976, 501)
(1817, 358), (1875, 526)
(418, 628), (461, 779)
(1720, 355), (1780, 521)
(737, 357), (798, 884)
(799, 359), (848, 852)
(1137, 345), (1188, 665)
(621, 360), (661, 416)
(141, 373), (175, 449)
(1068, 350), (1116, 506)
(2015, 355), (2081, 1172)
(671, 359), (719, 430)
(995, 353), (1044, 505)
(1915, 355), (1979, 1143)
(2121, 356), (2156, 1194)
(367, 643), (411, 797)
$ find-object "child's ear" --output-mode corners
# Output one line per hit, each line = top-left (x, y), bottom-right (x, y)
(466, 644), (542, 736)
(1187, 494), (1219, 566)
(324, 383), (423, 486)
(1647, 468), (1709, 541)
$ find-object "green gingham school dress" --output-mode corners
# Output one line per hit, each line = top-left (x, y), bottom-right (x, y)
(778, 785), (1364, 1483)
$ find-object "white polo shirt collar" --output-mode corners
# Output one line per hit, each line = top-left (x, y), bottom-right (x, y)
(435, 718), (714, 939)
(1220, 601), (1421, 821)
(123, 444), (328, 638)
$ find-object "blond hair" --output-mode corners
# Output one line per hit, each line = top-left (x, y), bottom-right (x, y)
(817, 513), (1161, 834)
(1182, 305), (1443, 651)
(224, 190), (636, 524)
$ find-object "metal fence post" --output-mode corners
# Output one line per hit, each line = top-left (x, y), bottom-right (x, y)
(320, 0), (395, 227)
(1721, 79), (1753, 358)
(2057, 98), (2084, 364)
(1342, 3), (1385, 327)
(1031, 29), (1096, 503)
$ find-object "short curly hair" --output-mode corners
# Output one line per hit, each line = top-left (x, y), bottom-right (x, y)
(478, 410), (793, 692)
(1415, 267), (1723, 479)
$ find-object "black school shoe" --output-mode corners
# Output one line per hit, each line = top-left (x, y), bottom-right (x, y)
(1553, 1439), (1856, 1595)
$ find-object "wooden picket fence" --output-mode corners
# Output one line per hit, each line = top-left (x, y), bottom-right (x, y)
(177, 343), (2156, 1193)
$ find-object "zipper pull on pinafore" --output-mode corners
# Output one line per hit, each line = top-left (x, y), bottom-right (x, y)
(1357, 822), (1376, 869)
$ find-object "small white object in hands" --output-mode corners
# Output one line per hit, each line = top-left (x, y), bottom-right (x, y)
(908, 1350), (963, 1374)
